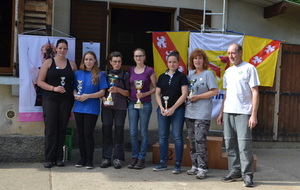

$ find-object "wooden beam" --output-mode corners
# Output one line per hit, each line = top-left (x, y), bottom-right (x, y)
(264, 2), (288, 18)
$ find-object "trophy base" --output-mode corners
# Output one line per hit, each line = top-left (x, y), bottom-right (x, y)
(134, 104), (143, 109)
(104, 101), (114, 106)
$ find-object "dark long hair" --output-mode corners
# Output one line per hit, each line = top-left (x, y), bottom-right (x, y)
(56, 39), (68, 47)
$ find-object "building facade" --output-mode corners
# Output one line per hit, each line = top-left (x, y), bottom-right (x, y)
(1, 0), (300, 161)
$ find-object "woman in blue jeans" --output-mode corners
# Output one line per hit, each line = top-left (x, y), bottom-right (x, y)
(127, 48), (156, 169)
(153, 50), (188, 174)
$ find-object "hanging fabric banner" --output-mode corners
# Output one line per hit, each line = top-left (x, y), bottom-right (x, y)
(152, 31), (189, 76)
(242, 35), (281, 87)
(18, 35), (76, 121)
(189, 33), (244, 118)
(189, 33), (244, 89)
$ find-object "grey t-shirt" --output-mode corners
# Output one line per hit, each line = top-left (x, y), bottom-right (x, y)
(185, 70), (218, 120)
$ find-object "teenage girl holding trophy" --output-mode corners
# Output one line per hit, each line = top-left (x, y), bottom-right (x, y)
(100, 51), (130, 169)
(73, 51), (108, 169)
(127, 48), (156, 169)
(153, 50), (188, 174)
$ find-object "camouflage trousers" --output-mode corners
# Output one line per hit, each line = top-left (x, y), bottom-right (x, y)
(185, 118), (210, 170)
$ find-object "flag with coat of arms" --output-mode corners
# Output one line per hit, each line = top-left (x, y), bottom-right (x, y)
(152, 32), (189, 76)
(242, 35), (281, 87)
(189, 33), (244, 89)
(189, 33), (244, 118)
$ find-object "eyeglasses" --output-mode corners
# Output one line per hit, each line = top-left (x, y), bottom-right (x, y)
(134, 55), (145, 58)
(112, 60), (121, 63)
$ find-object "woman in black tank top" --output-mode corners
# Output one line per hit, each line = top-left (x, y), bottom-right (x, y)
(37, 39), (77, 168)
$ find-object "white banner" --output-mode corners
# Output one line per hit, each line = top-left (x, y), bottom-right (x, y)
(189, 33), (244, 118)
(82, 42), (100, 67)
(18, 35), (76, 121)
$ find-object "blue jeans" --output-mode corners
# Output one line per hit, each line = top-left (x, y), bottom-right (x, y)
(157, 106), (185, 164)
(128, 101), (152, 159)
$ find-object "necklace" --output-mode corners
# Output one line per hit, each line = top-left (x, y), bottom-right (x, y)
(55, 58), (67, 69)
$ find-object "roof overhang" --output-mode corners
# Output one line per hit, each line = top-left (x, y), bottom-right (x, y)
(239, 0), (300, 19)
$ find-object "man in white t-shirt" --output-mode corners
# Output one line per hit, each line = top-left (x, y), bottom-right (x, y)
(217, 43), (260, 188)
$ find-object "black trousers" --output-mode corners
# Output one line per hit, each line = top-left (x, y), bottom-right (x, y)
(101, 107), (127, 161)
(74, 112), (98, 162)
(42, 94), (74, 162)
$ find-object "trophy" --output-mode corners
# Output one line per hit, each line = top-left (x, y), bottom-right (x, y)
(77, 80), (83, 95)
(163, 96), (169, 111)
(60, 77), (65, 87)
(188, 79), (197, 98)
(104, 74), (119, 106)
(134, 80), (144, 109)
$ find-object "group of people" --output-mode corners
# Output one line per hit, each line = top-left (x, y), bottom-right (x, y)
(37, 39), (259, 188)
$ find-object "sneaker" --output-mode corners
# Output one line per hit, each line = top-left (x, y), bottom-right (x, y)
(243, 174), (254, 187)
(196, 169), (208, 179)
(221, 169), (242, 182)
(44, 162), (53, 168)
(86, 161), (94, 169)
(128, 158), (138, 169)
(153, 161), (167, 171)
(100, 159), (111, 168)
(56, 160), (65, 167)
(113, 159), (122, 169)
(134, 159), (145, 169)
(172, 163), (181, 174)
(187, 166), (198, 175)
(75, 159), (86, 168)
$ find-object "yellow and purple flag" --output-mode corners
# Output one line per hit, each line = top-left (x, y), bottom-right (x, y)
(189, 33), (244, 89)
(152, 32), (189, 76)
(189, 33), (244, 118)
(242, 35), (281, 87)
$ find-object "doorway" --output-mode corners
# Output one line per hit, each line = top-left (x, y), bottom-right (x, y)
(109, 7), (173, 69)
(0, 0), (13, 75)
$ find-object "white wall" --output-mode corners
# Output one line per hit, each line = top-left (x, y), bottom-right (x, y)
(53, 0), (71, 36)
(0, 85), (44, 135)
(228, 0), (300, 44)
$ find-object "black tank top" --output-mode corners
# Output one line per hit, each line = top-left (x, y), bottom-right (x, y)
(44, 58), (74, 97)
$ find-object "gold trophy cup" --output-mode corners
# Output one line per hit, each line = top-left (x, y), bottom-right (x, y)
(134, 80), (144, 109)
(104, 74), (119, 106)
(163, 96), (169, 111)
(188, 79), (197, 98)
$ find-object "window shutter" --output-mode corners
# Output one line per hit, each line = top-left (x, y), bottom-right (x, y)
(18, 0), (53, 35)
(71, 0), (108, 70)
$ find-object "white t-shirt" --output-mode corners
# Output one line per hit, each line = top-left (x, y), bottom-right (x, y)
(223, 61), (260, 115)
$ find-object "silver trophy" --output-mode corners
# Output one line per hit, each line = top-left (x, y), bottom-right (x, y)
(134, 80), (144, 109)
(163, 96), (169, 111)
(188, 79), (197, 98)
(77, 80), (83, 95)
(63, 145), (68, 162)
(60, 77), (65, 87)
(104, 74), (119, 106)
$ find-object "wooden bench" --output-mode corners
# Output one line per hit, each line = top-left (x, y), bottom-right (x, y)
(152, 136), (257, 171)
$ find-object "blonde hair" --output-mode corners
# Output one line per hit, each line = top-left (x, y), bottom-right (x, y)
(80, 51), (99, 85)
